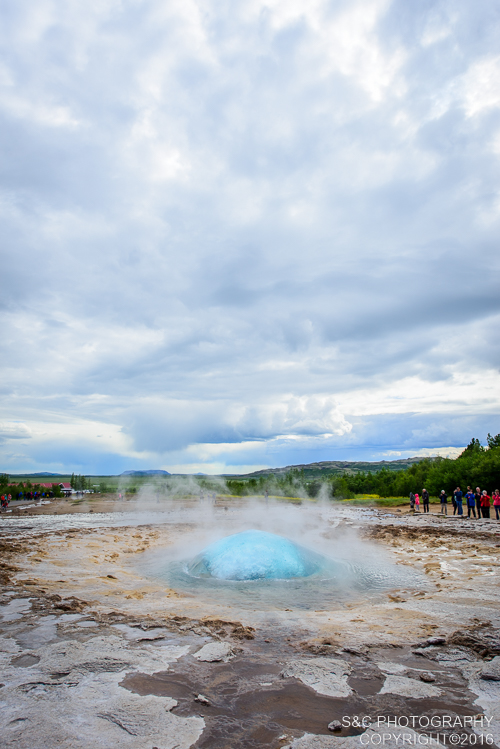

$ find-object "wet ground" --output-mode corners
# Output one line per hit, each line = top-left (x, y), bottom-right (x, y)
(1, 497), (499, 748)
(120, 642), (487, 749)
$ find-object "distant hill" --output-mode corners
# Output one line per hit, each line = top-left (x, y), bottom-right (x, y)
(7, 472), (64, 478)
(225, 457), (432, 479)
(121, 470), (171, 476)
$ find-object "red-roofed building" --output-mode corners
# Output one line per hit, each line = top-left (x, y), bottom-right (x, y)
(35, 481), (73, 496)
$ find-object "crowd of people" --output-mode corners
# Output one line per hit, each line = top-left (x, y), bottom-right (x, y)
(1, 493), (12, 509)
(0, 489), (55, 510)
(409, 487), (500, 519)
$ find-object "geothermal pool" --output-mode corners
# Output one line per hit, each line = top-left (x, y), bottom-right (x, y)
(136, 526), (422, 610)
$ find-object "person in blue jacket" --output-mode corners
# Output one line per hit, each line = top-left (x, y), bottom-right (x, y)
(453, 486), (463, 516)
(465, 486), (476, 518)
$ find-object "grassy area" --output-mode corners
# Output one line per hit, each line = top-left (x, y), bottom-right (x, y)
(334, 496), (407, 507)
(337, 494), (443, 507)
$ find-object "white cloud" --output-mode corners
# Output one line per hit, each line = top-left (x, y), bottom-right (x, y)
(461, 56), (500, 118)
(0, 423), (32, 441)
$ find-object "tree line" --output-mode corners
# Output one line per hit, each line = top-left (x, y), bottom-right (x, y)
(70, 473), (91, 490)
(226, 434), (500, 499)
(340, 434), (500, 498)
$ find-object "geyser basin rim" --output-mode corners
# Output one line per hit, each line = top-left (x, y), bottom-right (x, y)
(132, 517), (426, 611)
(186, 529), (335, 581)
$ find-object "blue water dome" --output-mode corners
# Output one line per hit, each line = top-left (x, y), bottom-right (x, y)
(186, 529), (326, 581)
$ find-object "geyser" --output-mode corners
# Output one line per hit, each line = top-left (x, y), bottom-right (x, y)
(187, 529), (326, 580)
(136, 514), (424, 610)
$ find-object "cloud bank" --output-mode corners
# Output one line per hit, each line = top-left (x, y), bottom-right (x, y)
(1, 0), (499, 473)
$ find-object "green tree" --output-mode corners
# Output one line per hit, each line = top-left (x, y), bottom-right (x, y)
(487, 433), (500, 449)
(461, 438), (484, 456)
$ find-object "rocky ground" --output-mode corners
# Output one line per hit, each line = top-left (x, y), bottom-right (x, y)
(0, 499), (499, 748)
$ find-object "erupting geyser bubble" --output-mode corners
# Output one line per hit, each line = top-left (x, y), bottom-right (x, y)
(136, 517), (424, 611)
(187, 529), (327, 580)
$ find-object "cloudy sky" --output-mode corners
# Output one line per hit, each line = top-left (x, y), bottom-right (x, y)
(1, 0), (500, 475)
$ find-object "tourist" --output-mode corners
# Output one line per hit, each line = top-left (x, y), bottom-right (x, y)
(475, 487), (482, 519)
(480, 490), (491, 519)
(453, 486), (463, 516)
(409, 492), (415, 511)
(422, 488), (430, 513)
(414, 493), (420, 512)
(439, 490), (448, 514)
(465, 488), (476, 518)
(493, 490), (500, 520)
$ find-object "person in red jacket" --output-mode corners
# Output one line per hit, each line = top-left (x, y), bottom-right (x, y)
(493, 490), (500, 521)
(480, 490), (491, 519)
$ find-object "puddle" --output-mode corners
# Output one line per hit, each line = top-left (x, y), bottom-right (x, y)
(119, 645), (485, 749)
(0, 598), (32, 621)
(121, 659), (365, 748)
(11, 653), (40, 667)
(13, 616), (59, 649)
(111, 623), (170, 640)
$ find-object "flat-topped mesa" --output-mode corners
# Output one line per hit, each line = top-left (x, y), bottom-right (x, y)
(186, 530), (327, 581)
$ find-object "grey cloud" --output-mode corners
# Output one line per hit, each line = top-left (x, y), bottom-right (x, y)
(0, 423), (31, 443)
(122, 395), (351, 453)
(1, 0), (500, 472)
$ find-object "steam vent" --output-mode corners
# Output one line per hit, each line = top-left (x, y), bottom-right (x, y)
(186, 529), (326, 580)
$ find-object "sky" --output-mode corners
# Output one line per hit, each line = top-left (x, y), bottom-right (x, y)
(1, 0), (500, 475)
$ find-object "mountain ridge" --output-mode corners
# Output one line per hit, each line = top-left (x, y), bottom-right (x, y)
(224, 456), (434, 478)
(120, 469), (171, 476)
